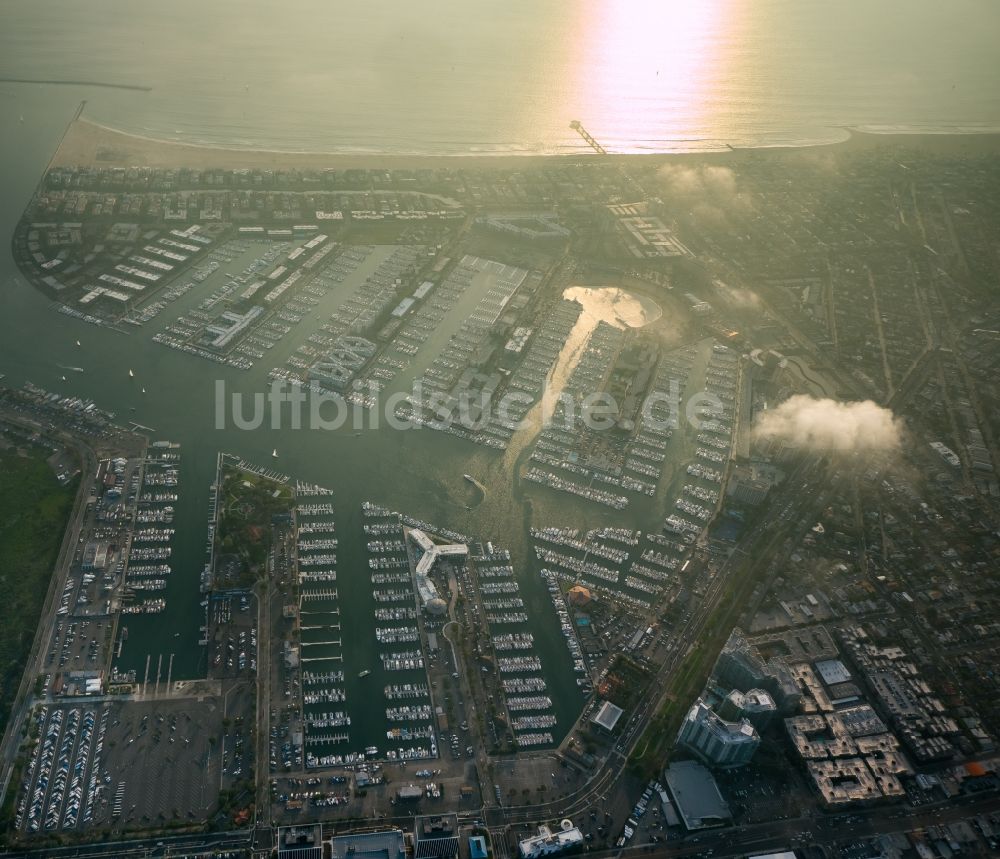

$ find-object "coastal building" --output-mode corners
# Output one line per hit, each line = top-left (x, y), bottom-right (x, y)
(518, 820), (584, 859)
(330, 830), (406, 859)
(712, 629), (801, 715)
(307, 336), (377, 391)
(396, 785), (425, 802)
(814, 659), (852, 687)
(79, 285), (131, 306)
(475, 212), (571, 243)
(409, 529), (468, 577)
(504, 326), (532, 355)
(663, 761), (732, 830)
(414, 814), (460, 859)
(591, 700), (624, 734)
(806, 758), (882, 807)
(407, 528), (466, 614)
(784, 713), (857, 760)
(81, 541), (110, 571)
(202, 306), (263, 351)
(392, 297), (416, 317)
(717, 688), (776, 731)
(603, 206), (689, 258)
(786, 714), (911, 807)
(307, 360), (354, 391)
(726, 466), (773, 506)
(676, 699), (760, 768)
(277, 824), (323, 859)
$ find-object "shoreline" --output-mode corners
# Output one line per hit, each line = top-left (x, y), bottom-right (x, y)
(51, 116), (1000, 172)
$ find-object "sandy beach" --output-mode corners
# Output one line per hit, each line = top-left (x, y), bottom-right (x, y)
(50, 116), (1000, 173)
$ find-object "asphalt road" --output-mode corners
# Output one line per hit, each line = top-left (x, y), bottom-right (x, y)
(0, 828), (253, 859)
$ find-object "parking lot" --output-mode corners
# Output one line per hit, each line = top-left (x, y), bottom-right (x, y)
(713, 761), (809, 824)
(493, 753), (589, 807)
(44, 616), (115, 692)
(99, 698), (223, 828)
(208, 593), (258, 679)
(14, 703), (110, 835)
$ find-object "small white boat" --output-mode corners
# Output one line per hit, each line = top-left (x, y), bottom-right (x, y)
(272, 448), (278, 458)
(75, 339), (81, 347)
(61, 375), (67, 381)
(128, 369), (135, 378)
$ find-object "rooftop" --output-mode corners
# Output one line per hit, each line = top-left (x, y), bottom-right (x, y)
(330, 830), (406, 859)
(415, 813), (460, 859)
(663, 760), (733, 830)
(591, 700), (624, 732)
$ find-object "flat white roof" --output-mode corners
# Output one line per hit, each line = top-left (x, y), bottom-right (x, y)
(410, 529), (467, 575)
(592, 700), (624, 731)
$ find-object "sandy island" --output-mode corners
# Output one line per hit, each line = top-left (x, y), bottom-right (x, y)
(50, 117), (1000, 172)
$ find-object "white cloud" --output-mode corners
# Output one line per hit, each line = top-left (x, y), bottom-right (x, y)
(753, 395), (903, 453)
(657, 164), (739, 199)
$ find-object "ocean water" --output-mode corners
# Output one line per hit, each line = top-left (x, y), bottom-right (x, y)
(2, 0), (999, 155)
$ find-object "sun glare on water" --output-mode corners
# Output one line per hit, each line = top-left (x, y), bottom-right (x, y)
(570, 0), (733, 151)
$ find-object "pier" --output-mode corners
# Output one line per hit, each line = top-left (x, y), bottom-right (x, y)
(570, 120), (608, 155)
(0, 77), (152, 91)
(304, 733), (349, 746)
(300, 588), (339, 602)
(300, 608), (339, 618)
